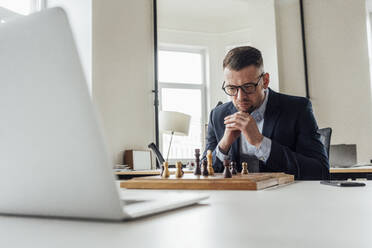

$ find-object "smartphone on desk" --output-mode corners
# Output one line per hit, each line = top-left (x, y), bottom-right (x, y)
(320, 180), (366, 187)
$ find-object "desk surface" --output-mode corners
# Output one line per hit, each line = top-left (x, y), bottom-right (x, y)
(1, 181), (371, 248)
(330, 166), (372, 173)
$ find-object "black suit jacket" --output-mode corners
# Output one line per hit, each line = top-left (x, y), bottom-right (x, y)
(202, 88), (329, 180)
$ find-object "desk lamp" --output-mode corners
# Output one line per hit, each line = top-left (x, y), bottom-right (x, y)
(159, 111), (191, 162)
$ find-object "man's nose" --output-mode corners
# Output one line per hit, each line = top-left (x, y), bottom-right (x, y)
(236, 88), (247, 100)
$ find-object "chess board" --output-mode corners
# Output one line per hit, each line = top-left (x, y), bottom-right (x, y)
(120, 173), (294, 190)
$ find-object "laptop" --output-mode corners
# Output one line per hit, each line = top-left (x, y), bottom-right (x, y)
(0, 7), (208, 220)
(329, 144), (372, 168)
(329, 144), (357, 168)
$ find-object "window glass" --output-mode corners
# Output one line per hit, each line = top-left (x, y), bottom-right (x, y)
(161, 88), (202, 159)
(159, 50), (202, 84)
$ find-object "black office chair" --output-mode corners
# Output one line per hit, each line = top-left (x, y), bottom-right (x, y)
(318, 127), (332, 157)
(318, 127), (332, 180)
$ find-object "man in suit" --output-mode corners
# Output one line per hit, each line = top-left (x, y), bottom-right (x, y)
(202, 46), (329, 180)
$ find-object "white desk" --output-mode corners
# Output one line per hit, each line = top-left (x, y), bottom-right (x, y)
(0, 181), (371, 248)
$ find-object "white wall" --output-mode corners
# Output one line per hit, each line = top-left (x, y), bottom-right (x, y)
(48, 0), (92, 89)
(92, 0), (155, 164)
(276, 0), (372, 163)
(275, 0), (306, 97)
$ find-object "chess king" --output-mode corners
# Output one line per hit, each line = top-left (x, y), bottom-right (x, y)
(202, 46), (329, 180)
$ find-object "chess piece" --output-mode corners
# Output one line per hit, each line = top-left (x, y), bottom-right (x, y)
(187, 162), (193, 170)
(162, 161), (170, 178)
(223, 160), (232, 178)
(175, 161), (183, 178)
(202, 159), (209, 176)
(206, 150), (214, 176)
(241, 162), (249, 174)
(230, 161), (237, 175)
(194, 149), (201, 175)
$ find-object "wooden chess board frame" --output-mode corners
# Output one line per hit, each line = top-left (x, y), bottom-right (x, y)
(120, 173), (294, 190)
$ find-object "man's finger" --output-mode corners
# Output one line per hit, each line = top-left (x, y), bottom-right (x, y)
(224, 116), (245, 124)
(235, 112), (251, 119)
(226, 123), (239, 129)
(224, 119), (240, 125)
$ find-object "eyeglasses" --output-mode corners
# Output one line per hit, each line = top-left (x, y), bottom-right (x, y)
(222, 72), (265, 96)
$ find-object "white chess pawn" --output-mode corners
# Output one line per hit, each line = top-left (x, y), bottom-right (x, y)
(241, 162), (249, 175)
(162, 162), (170, 178)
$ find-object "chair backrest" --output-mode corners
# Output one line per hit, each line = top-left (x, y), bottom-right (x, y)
(318, 127), (332, 157)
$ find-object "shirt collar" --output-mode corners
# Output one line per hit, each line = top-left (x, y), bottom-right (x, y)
(250, 89), (269, 122)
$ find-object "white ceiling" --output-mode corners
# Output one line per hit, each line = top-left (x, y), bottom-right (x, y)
(157, 0), (274, 34)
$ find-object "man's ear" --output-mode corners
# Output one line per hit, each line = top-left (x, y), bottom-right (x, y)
(263, 73), (270, 89)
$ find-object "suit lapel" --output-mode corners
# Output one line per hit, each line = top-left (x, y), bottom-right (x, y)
(263, 89), (281, 138)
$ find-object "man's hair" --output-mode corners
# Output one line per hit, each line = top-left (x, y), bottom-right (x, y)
(223, 46), (263, 70)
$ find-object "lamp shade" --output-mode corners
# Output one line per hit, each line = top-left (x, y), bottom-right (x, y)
(159, 111), (191, 136)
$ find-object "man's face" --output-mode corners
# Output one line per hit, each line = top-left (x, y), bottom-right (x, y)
(223, 65), (270, 113)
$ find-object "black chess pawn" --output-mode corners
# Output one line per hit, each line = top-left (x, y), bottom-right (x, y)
(194, 149), (201, 175)
(230, 161), (237, 175)
(223, 160), (232, 178)
(202, 159), (209, 176)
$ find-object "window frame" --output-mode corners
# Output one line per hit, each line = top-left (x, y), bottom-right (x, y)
(158, 45), (208, 164)
(34, 0), (47, 11)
